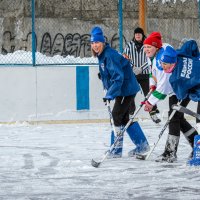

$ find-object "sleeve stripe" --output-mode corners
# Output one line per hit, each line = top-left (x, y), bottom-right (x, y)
(152, 90), (167, 100)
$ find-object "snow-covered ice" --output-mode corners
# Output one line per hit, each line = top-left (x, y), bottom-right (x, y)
(0, 120), (200, 200)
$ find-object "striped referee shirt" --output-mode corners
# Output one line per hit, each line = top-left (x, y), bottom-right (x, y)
(123, 41), (149, 74)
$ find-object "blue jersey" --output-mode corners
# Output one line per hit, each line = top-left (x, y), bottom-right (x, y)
(97, 43), (140, 99)
(169, 40), (200, 101)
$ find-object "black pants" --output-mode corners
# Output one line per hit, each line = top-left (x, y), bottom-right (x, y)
(136, 75), (158, 112)
(168, 95), (193, 136)
(112, 95), (136, 127)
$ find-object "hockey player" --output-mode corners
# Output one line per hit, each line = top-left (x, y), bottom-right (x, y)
(143, 34), (198, 163)
(90, 26), (150, 158)
(123, 27), (161, 124)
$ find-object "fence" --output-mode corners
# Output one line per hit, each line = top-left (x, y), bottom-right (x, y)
(0, 0), (200, 66)
(0, 0), (125, 66)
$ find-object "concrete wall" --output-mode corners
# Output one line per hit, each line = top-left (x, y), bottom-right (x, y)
(0, 65), (197, 123)
(0, 0), (199, 58)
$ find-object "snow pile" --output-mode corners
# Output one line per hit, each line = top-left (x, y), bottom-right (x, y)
(0, 50), (98, 65)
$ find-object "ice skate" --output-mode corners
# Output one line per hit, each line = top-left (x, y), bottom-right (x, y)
(155, 134), (179, 163)
(149, 110), (161, 124)
(155, 152), (177, 163)
(183, 128), (199, 160)
(128, 145), (150, 157)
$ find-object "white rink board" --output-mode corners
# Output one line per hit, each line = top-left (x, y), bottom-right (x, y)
(0, 66), (198, 122)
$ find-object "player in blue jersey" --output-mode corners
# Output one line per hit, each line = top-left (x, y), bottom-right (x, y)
(142, 33), (198, 163)
(90, 26), (150, 158)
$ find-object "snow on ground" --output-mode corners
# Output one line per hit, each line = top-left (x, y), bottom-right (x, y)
(0, 120), (200, 200)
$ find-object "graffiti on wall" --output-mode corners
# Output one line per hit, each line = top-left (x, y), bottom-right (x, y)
(1, 31), (127, 57)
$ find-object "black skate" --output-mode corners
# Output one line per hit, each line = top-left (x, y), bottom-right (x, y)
(150, 110), (161, 124)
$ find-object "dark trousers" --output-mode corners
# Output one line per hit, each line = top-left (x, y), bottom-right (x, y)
(112, 95), (136, 127)
(168, 95), (193, 136)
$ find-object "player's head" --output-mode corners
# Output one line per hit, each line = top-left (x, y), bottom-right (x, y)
(133, 27), (145, 42)
(90, 26), (105, 43)
(161, 46), (177, 73)
(143, 32), (162, 58)
(90, 26), (105, 57)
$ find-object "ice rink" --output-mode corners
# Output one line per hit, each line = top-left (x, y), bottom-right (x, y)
(0, 119), (200, 200)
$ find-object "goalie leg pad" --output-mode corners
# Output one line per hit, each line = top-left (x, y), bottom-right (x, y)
(108, 130), (124, 158)
(126, 122), (150, 156)
(188, 135), (200, 166)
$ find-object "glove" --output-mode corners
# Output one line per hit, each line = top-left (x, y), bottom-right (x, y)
(103, 97), (112, 105)
(143, 101), (153, 112)
(150, 85), (156, 91)
(115, 126), (122, 137)
(133, 67), (142, 75)
(103, 94), (113, 104)
(123, 53), (130, 60)
(97, 72), (101, 80)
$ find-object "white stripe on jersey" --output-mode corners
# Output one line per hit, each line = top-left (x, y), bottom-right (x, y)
(124, 41), (149, 74)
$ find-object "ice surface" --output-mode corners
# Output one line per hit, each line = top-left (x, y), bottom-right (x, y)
(0, 120), (200, 200)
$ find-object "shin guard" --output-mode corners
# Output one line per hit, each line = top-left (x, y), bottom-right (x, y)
(126, 122), (150, 156)
(109, 130), (123, 158)
(188, 135), (200, 166)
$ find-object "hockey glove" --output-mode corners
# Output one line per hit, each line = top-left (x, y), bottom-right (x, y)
(133, 67), (142, 75)
(103, 98), (112, 105)
(103, 94), (114, 105)
(97, 72), (101, 80)
(123, 53), (130, 60)
(142, 101), (153, 112)
(150, 85), (156, 91)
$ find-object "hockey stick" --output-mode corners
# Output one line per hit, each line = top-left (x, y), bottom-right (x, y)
(102, 89), (117, 135)
(91, 89), (153, 168)
(172, 104), (200, 120)
(136, 101), (181, 161)
(106, 100), (117, 135)
(91, 99), (117, 168)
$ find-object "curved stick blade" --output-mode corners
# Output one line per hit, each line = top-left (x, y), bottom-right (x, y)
(91, 159), (101, 168)
(136, 154), (147, 160)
